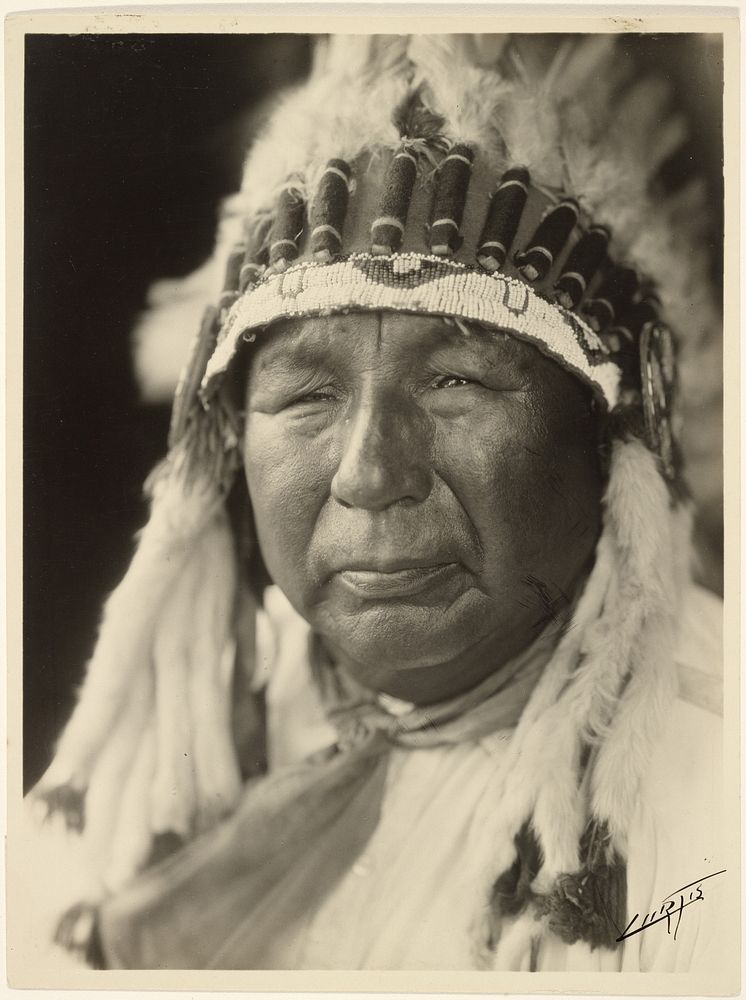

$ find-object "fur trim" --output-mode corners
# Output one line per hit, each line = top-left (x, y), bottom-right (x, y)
(34, 405), (244, 885)
(491, 910), (546, 970)
(38, 469), (222, 796)
(542, 820), (626, 949)
(185, 517), (243, 832)
(104, 718), (156, 891)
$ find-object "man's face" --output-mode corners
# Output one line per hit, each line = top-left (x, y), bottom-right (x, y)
(243, 311), (603, 700)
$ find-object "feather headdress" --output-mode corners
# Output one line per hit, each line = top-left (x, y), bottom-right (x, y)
(35, 34), (719, 969)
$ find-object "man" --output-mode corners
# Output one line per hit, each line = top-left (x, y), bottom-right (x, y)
(26, 33), (724, 972)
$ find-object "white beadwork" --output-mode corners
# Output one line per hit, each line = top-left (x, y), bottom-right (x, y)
(202, 253), (621, 407)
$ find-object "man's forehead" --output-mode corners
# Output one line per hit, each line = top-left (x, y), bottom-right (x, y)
(251, 311), (539, 368)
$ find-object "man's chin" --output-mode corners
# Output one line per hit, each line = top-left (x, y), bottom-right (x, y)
(316, 590), (491, 679)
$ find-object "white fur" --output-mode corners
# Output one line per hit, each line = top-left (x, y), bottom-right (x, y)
(149, 548), (200, 838)
(588, 449), (691, 851)
(541, 442), (677, 862)
(104, 717), (156, 892)
(33, 430), (242, 894)
(186, 514), (242, 831)
(492, 911), (546, 970)
(529, 720), (584, 879)
(590, 606), (678, 853)
(41, 460), (225, 793)
(82, 664), (154, 877)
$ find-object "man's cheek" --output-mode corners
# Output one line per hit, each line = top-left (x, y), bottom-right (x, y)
(246, 436), (315, 512)
(245, 473), (320, 589)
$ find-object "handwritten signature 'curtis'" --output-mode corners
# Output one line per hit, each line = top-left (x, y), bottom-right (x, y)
(617, 869), (727, 943)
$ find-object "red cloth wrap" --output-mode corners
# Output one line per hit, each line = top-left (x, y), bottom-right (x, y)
(219, 245), (245, 312)
(477, 167), (530, 271)
(310, 159), (351, 260)
(370, 148), (418, 253)
(554, 226), (610, 308)
(429, 144), (474, 256)
(268, 183), (305, 267)
(516, 199), (579, 282)
(240, 218), (271, 292)
(582, 266), (640, 331)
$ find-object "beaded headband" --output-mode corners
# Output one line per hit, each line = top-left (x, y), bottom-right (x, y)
(203, 252), (621, 407)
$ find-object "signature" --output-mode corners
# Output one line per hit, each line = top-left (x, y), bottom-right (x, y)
(617, 869), (726, 943)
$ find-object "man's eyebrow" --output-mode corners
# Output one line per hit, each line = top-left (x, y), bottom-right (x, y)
(250, 324), (337, 375)
(432, 319), (539, 367)
(249, 316), (538, 376)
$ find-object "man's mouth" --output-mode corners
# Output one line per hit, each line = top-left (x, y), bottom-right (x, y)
(336, 563), (459, 599)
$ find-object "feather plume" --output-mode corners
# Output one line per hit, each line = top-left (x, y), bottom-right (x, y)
(613, 76), (673, 146)
(407, 34), (510, 166)
(469, 33), (510, 69)
(559, 105), (625, 218)
(391, 87), (445, 143)
(131, 196), (244, 404)
(492, 41), (565, 190)
(553, 35), (618, 101)
(241, 36), (414, 219)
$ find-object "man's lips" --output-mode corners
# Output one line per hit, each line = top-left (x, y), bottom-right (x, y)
(335, 562), (460, 599)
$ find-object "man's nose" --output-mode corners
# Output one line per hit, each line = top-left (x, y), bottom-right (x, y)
(331, 395), (433, 510)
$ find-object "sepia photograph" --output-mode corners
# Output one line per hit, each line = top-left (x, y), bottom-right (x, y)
(5, 9), (738, 994)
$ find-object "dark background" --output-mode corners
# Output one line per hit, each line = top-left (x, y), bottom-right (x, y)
(23, 33), (722, 789)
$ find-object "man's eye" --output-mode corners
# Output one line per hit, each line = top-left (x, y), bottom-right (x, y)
(289, 387), (338, 406)
(431, 375), (472, 389)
